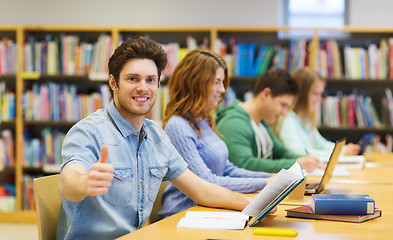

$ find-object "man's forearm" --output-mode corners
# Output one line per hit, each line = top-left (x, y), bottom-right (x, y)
(59, 164), (89, 202)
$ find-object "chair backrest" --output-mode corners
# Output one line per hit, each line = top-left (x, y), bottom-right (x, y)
(147, 181), (167, 225)
(34, 174), (61, 240)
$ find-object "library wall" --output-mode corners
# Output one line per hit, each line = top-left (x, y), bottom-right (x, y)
(349, 0), (393, 26)
(1, 0), (393, 26)
(0, 0), (278, 26)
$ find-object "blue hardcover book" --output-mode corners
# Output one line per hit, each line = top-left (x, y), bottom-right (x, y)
(245, 43), (255, 76)
(311, 194), (375, 215)
(236, 43), (247, 76)
(253, 45), (267, 76)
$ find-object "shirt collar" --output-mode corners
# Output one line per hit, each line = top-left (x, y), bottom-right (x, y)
(107, 100), (147, 138)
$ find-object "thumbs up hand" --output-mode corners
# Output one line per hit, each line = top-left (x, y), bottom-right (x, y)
(87, 145), (114, 197)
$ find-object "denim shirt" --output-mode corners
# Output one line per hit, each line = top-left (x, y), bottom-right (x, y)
(56, 101), (188, 240)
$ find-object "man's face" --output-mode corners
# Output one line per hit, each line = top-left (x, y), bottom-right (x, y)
(110, 58), (159, 120)
(264, 93), (294, 124)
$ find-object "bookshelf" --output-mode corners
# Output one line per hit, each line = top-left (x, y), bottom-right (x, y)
(0, 25), (392, 222)
(218, 27), (393, 146)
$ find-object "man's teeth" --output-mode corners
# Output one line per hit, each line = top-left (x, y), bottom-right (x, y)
(135, 97), (148, 101)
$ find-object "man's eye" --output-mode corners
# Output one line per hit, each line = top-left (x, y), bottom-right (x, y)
(147, 78), (156, 83)
(129, 77), (136, 82)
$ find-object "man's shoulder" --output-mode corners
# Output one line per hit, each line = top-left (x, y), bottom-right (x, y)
(144, 119), (169, 142)
(217, 104), (250, 128)
(77, 109), (109, 126)
(67, 110), (110, 135)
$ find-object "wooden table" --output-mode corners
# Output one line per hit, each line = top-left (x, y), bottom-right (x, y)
(117, 154), (393, 240)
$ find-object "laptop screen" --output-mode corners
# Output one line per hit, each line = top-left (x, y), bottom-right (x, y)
(316, 138), (346, 193)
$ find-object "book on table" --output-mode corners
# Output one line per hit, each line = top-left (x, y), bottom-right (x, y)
(285, 205), (382, 223)
(311, 194), (375, 215)
(177, 162), (305, 229)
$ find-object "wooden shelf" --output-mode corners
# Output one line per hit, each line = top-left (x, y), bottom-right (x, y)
(318, 126), (393, 133)
(326, 79), (393, 87)
(0, 211), (37, 223)
(23, 120), (77, 128)
(23, 165), (60, 175)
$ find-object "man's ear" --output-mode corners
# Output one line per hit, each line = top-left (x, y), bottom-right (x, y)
(109, 74), (118, 91)
(259, 88), (272, 100)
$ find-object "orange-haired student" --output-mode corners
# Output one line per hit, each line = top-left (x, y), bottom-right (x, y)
(159, 49), (273, 219)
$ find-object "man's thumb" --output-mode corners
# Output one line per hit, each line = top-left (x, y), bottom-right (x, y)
(98, 145), (108, 163)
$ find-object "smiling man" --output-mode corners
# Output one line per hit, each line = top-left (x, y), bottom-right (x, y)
(57, 36), (254, 240)
(216, 69), (321, 173)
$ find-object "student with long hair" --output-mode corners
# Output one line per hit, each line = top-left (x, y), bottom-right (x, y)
(275, 67), (360, 157)
(159, 49), (273, 218)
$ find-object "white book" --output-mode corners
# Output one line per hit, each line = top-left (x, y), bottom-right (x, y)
(307, 167), (350, 177)
(318, 155), (366, 170)
(177, 211), (249, 230)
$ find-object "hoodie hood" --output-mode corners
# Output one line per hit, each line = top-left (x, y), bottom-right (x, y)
(216, 100), (251, 125)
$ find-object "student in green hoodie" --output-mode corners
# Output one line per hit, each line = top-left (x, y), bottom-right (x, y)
(216, 69), (321, 173)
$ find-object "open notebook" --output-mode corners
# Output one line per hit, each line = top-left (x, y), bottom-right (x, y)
(305, 138), (346, 194)
(242, 162), (305, 227)
(177, 162), (305, 229)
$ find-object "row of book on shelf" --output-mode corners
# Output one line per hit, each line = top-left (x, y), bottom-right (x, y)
(24, 34), (112, 80)
(317, 91), (381, 128)
(23, 82), (110, 121)
(23, 128), (65, 169)
(22, 175), (36, 211)
(316, 88), (393, 128)
(22, 34), (207, 80)
(0, 81), (15, 121)
(0, 182), (15, 212)
(0, 127), (65, 170)
(343, 38), (393, 80)
(214, 38), (343, 78)
(215, 36), (393, 80)
(0, 166), (15, 212)
(0, 129), (14, 168)
(0, 80), (111, 122)
(0, 37), (17, 75)
(2, 174), (48, 212)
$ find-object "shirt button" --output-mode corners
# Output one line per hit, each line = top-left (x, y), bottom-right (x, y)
(140, 179), (143, 183)
(121, 175), (125, 178)
(139, 208), (142, 211)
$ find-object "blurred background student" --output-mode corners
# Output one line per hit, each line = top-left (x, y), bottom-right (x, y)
(159, 49), (274, 219)
(216, 69), (321, 173)
(275, 67), (360, 158)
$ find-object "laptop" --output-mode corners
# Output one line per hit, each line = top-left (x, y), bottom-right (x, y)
(305, 138), (346, 194)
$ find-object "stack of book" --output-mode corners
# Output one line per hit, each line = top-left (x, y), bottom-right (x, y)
(286, 194), (382, 223)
